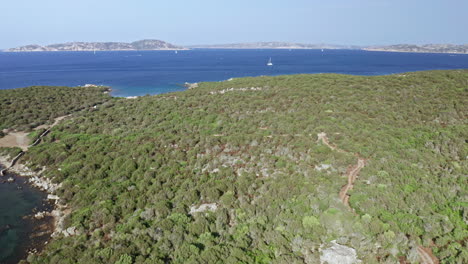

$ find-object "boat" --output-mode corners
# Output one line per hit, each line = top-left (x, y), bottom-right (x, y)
(267, 57), (273, 66)
(175, 50), (178, 54)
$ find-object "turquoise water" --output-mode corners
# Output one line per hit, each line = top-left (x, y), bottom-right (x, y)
(0, 171), (53, 264)
(1, 49), (467, 97)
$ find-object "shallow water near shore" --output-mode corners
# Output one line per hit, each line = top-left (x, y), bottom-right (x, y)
(0, 168), (54, 264)
(0, 49), (467, 97)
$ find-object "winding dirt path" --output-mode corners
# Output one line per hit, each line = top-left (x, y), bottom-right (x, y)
(417, 246), (439, 264)
(339, 157), (366, 205)
(317, 132), (440, 264)
(317, 132), (366, 207)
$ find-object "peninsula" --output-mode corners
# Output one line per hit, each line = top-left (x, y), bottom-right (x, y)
(4, 39), (186, 52)
(189, 42), (360, 50)
(364, 44), (468, 54)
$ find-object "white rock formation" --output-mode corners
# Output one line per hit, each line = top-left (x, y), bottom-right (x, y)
(189, 203), (218, 214)
(320, 240), (361, 264)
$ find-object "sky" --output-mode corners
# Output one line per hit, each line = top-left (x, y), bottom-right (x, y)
(1, 0), (467, 48)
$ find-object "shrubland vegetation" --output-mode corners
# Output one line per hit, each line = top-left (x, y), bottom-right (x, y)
(1, 70), (467, 263)
(0, 85), (112, 131)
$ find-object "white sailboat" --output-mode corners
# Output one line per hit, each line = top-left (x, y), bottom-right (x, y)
(175, 50), (178, 54)
(267, 57), (273, 66)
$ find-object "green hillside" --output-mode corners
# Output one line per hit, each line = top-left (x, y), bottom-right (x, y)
(0, 85), (112, 132)
(2, 70), (467, 263)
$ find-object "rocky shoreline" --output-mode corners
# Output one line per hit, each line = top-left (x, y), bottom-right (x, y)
(0, 154), (76, 260)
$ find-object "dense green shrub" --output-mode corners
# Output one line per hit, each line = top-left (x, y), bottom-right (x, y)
(6, 70), (467, 263)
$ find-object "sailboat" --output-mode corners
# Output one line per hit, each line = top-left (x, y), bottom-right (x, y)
(175, 50), (178, 54)
(267, 57), (273, 66)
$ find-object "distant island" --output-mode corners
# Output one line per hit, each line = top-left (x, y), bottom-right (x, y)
(4, 39), (186, 52)
(4, 40), (468, 54)
(364, 44), (468, 54)
(188, 42), (361, 50)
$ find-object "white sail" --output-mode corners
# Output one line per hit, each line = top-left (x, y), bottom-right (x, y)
(267, 57), (273, 66)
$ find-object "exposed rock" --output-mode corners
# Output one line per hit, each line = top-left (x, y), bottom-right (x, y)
(185, 82), (199, 89)
(63, 226), (78, 237)
(320, 240), (361, 264)
(210, 87), (264, 95)
(315, 164), (333, 171)
(34, 211), (46, 219)
(47, 194), (60, 201)
(189, 203), (218, 214)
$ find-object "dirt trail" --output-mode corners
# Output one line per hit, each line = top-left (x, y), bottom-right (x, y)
(317, 132), (440, 264)
(317, 132), (346, 154)
(339, 158), (366, 205)
(34, 115), (70, 131)
(317, 132), (366, 207)
(0, 115), (70, 151)
(417, 246), (439, 264)
(0, 115), (70, 176)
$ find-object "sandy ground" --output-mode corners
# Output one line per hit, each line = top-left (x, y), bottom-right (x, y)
(0, 132), (30, 151)
(0, 115), (70, 151)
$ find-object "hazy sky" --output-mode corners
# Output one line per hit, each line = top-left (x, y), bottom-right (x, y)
(1, 0), (467, 48)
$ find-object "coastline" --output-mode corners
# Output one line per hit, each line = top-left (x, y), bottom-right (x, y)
(2, 48), (189, 53)
(363, 48), (468, 55)
(0, 154), (72, 262)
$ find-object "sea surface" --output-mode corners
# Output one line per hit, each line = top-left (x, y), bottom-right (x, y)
(0, 49), (467, 97)
(0, 169), (53, 264)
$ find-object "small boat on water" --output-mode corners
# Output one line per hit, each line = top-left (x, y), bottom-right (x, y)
(267, 57), (273, 66)
(175, 50), (178, 54)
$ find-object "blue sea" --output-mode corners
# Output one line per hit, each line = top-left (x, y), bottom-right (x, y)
(0, 49), (467, 97)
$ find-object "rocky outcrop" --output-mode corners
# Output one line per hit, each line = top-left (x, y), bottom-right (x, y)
(189, 203), (218, 214)
(1, 154), (76, 238)
(320, 240), (361, 264)
(5, 39), (186, 52)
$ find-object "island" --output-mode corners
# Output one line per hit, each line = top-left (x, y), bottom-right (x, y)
(4, 39), (186, 52)
(188, 42), (360, 50)
(364, 44), (468, 54)
(5, 40), (468, 54)
(0, 70), (466, 263)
